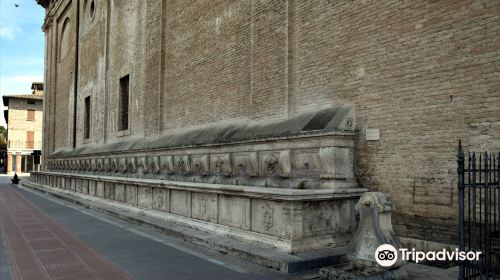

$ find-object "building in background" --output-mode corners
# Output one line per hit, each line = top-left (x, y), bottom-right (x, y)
(3, 82), (44, 174)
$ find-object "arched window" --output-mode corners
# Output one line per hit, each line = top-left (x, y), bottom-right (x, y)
(59, 17), (71, 62)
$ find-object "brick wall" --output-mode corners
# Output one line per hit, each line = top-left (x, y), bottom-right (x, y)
(7, 98), (43, 149)
(40, 0), (500, 245)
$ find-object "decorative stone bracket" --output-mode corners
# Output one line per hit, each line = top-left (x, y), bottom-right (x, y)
(348, 192), (404, 269)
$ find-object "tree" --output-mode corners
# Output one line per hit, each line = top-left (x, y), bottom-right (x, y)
(0, 126), (6, 150)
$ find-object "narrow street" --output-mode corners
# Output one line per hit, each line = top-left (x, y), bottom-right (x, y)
(0, 175), (305, 280)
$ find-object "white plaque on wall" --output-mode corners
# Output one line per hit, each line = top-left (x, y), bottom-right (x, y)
(366, 128), (380, 141)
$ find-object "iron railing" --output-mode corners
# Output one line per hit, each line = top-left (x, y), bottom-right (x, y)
(458, 140), (500, 279)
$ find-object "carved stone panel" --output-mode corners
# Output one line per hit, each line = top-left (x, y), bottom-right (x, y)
(110, 158), (118, 173)
(191, 155), (209, 176)
(81, 179), (89, 194)
(126, 185), (138, 206)
(90, 159), (97, 171)
(96, 181), (104, 197)
(233, 152), (258, 177)
(159, 156), (174, 174)
(152, 188), (169, 212)
(319, 147), (354, 180)
(210, 154), (232, 176)
(192, 193), (218, 223)
(114, 184), (126, 202)
(170, 190), (191, 217)
(147, 156), (160, 174)
(260, 150), (291, 178)
(293, 149), (321, 178)
(104, 182), (114, 200)
(219, 195), (250, 230)
(174, 155), (190, 175)
(127, 157), (137, 173)
(117, 158), (127, 173)
(303, 200), (355, 238)
(97, 158), (104, 171)
(89, 180), (96, 196)
(138, 187), (152, 208)
(103, 158), (110, 172)
(75, 179), (82, 193)
(137, 157), (147, 174)
(251, 200), (280, 237)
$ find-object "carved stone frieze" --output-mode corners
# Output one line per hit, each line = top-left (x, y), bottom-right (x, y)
(137, 157), (147, 173)
(117, 158), (126, 173)
(261, 203), (274, 231)
(261, 150), (291, 178)
(89, 159), (96, 171)
(97, 158), (103, 171)
(160, 155), (174, 174)
(234, 152), (258, 177)
(127, 157), (137, 173)
(211, 154), (232, 176)
(319, 147), (353, 180)
(191, 155), (209, 176)
(174, 155), (190, 175)
(147, 156), (160, 174)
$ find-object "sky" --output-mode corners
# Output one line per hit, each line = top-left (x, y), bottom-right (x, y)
(0, 0), (45, 127)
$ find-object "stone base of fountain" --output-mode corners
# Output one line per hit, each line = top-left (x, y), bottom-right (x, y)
(319, 192), (408, 280)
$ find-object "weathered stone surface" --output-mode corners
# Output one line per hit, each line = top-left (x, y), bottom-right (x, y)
(348, 192), (403, 269)
(28, 171), (366, 254)
(138, 187), (152, 209)
(170, 190), (191, 217)
(114, 184), (126, 203)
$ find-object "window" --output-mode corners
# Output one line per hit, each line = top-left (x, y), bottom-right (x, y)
(84, 96), (91, 139)
(27, 100), (35, 105)
(119, 75), (129, 131)
(26, 131), (34, 149)
(89, 1), (96, 20)
(27, 109), (35, 121)
(59, 17), (71, 61)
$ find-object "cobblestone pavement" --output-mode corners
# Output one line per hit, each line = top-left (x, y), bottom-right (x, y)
(0, 175), (460, 280)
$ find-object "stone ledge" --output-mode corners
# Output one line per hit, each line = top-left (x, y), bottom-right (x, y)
(31, 171), (367, 201)
(21, 180), (348, 273)
(51, 106), (355, 157)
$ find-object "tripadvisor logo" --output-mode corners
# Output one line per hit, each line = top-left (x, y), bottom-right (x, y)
(375, 244), (398, 267)
(374, 244), (482, 267)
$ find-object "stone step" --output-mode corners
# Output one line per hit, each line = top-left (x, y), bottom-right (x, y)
(21, 180), (348, 273)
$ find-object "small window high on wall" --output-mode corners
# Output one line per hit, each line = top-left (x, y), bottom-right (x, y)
(27, 109), (35, 121)
(84, 96), (91, 139)
(119, 75), (129, 131)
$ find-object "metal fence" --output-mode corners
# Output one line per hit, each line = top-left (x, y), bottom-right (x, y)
(458, 140), (500, 279)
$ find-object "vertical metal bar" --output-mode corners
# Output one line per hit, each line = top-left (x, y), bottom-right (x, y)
(494, 154), (497, 233)
(479, 153), (483, 275)
(472, 152), (477, 277)
(468, 152), (472, 278)
(484, 152), (490, 278)
(458, 141), (465, 280)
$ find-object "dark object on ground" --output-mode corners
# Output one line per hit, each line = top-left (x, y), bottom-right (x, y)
(11, 173), (20, 184)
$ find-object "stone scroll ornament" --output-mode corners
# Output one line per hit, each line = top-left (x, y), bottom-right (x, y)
(321, 192), (407, 280)
(347, 192), (403, 268)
